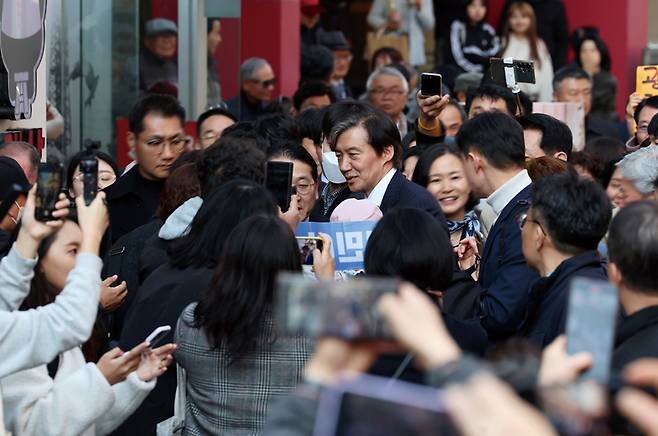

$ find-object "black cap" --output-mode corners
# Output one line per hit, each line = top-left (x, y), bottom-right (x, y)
(318, 31), (350, 52)
(0, 156), (29, 199)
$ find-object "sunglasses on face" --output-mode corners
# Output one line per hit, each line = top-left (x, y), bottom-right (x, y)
(251, 77), (277, 88)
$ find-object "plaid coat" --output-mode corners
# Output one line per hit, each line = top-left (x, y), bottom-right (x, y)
(175, 303), (312, 436)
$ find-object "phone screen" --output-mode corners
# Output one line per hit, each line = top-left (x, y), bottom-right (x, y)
(566, 277), (619, 384)
(266, 161), (293, 213)
(35, 163), (62, 222)
(276, 273), (398, 340)
(296, 237), (323, 266)
(420, 73), (443, 97)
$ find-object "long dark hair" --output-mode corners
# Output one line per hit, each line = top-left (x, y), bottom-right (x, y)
(193, 215), (302, 362)
(576, 36), (611, 72)
(20, 223), (106, 362)
(411, 143), (479, 213)
(464, 0), (488, 25)
(365, 208), (453, 292)
(168, 179), (278, 270)
(20, 232), (60, 311)
(502, 1), (542, 68)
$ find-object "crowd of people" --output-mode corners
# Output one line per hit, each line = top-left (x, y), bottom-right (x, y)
(1, 0), (658, 435)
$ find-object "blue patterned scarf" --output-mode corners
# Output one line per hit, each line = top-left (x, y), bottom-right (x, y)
(446, 210), (482, 239)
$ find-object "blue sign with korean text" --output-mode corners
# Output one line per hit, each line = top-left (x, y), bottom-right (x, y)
(296, 221), (378, 271)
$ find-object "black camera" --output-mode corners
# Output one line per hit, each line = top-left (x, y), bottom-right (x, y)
(80, 139), (100, 206)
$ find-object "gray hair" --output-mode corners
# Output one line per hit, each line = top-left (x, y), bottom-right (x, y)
(617, 146), (658, 195)
(366, 66), (409, 94)
(240, 57), (269, 82)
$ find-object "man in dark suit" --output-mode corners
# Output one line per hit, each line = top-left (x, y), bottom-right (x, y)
(105, 94), (186, 244)
(328, 101), (446, 224)
(456, 112), (539, 341)
(519, 173), (611, 348)
(609, 202), (658, 371)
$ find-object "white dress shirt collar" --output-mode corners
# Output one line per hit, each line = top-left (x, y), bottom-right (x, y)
(367, 168), (397, 207)
(486, 169), (532, 217)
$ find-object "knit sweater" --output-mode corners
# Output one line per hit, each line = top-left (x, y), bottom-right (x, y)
(1, 347), (154, 436)
(0, 245), (103, 436)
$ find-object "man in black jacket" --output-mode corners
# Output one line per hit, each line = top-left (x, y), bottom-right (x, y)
(104, 94), (186, 244)
(519, 173), (611, 348)
(329, 100), (446, 224)
(609, 202), (658, 371)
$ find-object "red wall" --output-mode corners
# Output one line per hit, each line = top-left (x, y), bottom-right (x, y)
(239, 0), (301, 99)
(215, 19), (242, 101)
(488, 0), (649, 116)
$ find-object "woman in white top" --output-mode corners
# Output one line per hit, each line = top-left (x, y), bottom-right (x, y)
(0, 193), (176, 436)
(500, 1), (553, 102)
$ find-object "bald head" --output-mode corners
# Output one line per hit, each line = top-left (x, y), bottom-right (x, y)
(0, 142), (39, 184)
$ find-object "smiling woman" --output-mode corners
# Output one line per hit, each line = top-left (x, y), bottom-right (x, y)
(412, 143), (480, 246)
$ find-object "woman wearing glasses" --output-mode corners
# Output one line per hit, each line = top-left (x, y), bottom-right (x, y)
(66, 150), (119, 199)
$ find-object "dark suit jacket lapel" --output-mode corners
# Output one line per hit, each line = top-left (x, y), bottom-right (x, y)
(379, 171), (404, 214)
(481, 185), (532, 262)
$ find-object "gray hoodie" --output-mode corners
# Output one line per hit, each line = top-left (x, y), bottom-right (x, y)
(158, 196), (203, 241)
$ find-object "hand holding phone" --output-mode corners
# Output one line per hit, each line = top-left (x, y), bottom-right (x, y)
(74, 191), (109, 247)
(416, 90), (449, 130)
(266, 161), (294, 213)
(35, 162), (63, 222)
(420, 73), (442, 97)
(145, 325), (172, 348)
(312, 233), (335, 279)
(16, 185), (69, 254)
(565, 278), (618, 384)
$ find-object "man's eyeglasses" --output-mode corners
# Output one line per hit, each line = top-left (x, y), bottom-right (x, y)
(517, 212), (545, 234)
(144, 136), (192, 154)
(293, 182), (315, 195)
(369, 88), (406, 97)
(251, 77), (277, 88)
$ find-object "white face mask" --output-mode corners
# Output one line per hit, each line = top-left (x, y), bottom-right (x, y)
(321, 141), (346, 184)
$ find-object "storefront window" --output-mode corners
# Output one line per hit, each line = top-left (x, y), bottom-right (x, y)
(46, 0), (240, 166)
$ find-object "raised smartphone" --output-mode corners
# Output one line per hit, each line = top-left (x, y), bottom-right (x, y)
(265, 161), (293, 213)
(276, 272), (398, 340)
(420, 72), (443, 97)
(565, 277), (619, 384)
(34, 162), (63, 222)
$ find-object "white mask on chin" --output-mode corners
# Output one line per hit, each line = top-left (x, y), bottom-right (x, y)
(321, 151), (346, 184)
